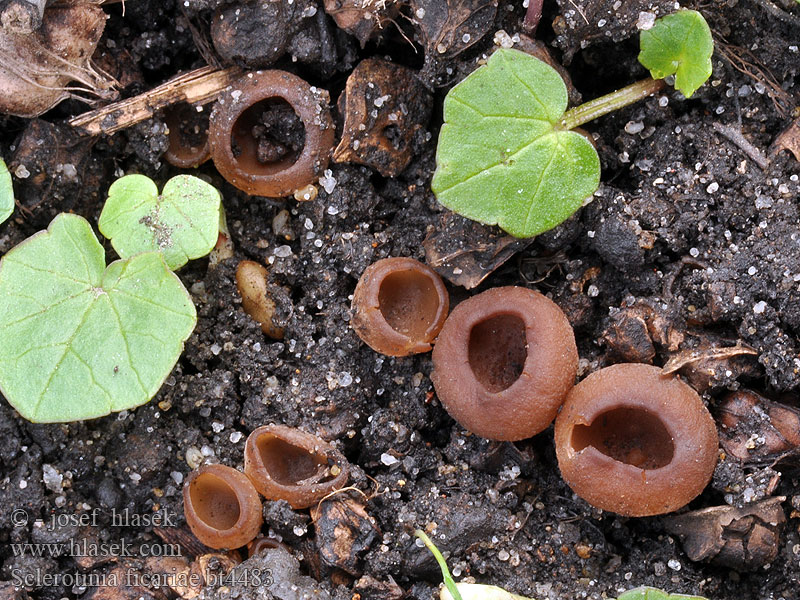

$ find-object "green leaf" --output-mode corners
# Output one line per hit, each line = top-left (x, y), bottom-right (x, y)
(99, 174), (221, 270)
(0, 158), (12, 225)
(617, 587), (707, 600)
(431, 48), (600, 239)
(638, 10), (713, 98)
(0, 213), (196, 423)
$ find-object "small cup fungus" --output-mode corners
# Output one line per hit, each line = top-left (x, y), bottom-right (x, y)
(248, 536), (291, 557)
(163, 102), (210, 169)
(554, 363), (719, 516)
(351, 257), (449, 356)
(208, 70), (335, 197)
(183, 464), (263, 549)
(244, 425), (349, 509)
(431, 286), (578, 441)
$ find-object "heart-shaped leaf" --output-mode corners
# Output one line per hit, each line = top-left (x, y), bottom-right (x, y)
(0, 158), (12, 225)
(0, 213), (196, 422)
(99, 174), (221, 270)
(638, 10), (713, 98)
(431, 48), (600, 238)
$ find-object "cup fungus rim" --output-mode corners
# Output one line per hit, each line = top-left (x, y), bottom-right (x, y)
(439, 287), (573, 397)
(554, 362), (719, 516)
(208, 70), (335, 197)
(431, 285), (578, 441)
(244, 424), (349, 509)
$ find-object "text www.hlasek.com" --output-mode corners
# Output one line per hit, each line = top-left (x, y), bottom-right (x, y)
(11, 538), (181, 558)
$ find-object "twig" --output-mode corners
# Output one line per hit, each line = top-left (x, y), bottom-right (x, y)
(712, 122), (770, 170)
(751, 0), (800, 27)
(69, 65), (242, 136)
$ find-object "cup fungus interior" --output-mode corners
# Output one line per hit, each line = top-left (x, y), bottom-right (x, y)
(190, 472), (242, 530)
(377, 269), (441, 338)
(231, 98), (305, 176)
(468, 314), (528, 393)
(570, 407), (675, 469)
(256, 434), (330, 485)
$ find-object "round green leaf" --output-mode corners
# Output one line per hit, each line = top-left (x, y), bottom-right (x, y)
(0, 213), (197, 422)
(99, 174), (221, 270)
(638, 10), (713, 98)
(431, 48), (600, 239)
(0, 158), (13, 225)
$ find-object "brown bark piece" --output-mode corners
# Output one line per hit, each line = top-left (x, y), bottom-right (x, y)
(311, 497), (380, 576)
(423, 212), (533, 289)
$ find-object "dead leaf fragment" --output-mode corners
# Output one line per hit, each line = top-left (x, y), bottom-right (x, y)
(423, 212), (533, 289)
(311, 496), (380, 576)
(411, 0), (497, 59)
(323, 0), (399, 46)
(770, 117), (800, 162)
(664, 497), (786, 571)
(718, 389), (800, 464)
(0, 5), (116, 117)
(662, 342), (758, 391)
(334, 58), (432, 177)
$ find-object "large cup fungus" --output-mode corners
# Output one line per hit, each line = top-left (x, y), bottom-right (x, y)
(554, 363), (719, 516)
(431, 286), (578, 441)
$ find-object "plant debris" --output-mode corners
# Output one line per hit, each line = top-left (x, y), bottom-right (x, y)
(334, 58), (432, 177)
(0, 3), (115, 117)
(663, 497), (787, 571)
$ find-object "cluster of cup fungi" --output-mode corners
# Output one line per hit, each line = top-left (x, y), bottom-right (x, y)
(180, 67), (718, 551)
(349, 258), (719, 518)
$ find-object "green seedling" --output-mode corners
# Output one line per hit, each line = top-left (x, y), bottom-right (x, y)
(0, 214), (196, 422)
(0, 158), (12, 225)
(99, 174), (221, 270)
(638, 10), (713, 98)
(432, 10), (713, 238)
(416, 530), (707, 600)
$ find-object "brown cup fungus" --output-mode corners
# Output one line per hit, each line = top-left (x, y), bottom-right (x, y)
(163, 102), (210, 168)
(431, 286), (577, 441)
(554, 363), (719, 517)
(208, 70), (335, 197)
(183, 464), (263, 549)
(244, 425), (349, 509)
(351, 257), (449, 356)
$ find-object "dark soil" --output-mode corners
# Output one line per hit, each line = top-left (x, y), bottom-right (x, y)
(1, 1), (800, 599)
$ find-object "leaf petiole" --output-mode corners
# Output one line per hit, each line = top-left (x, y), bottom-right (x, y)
(560, 78), (667, 131)
(415, 530), (464, 600)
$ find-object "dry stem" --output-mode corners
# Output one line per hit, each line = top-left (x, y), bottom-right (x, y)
(69, 65), (242, 136)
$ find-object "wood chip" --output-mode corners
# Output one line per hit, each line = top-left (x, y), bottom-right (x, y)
(69, 65), (242, 136)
